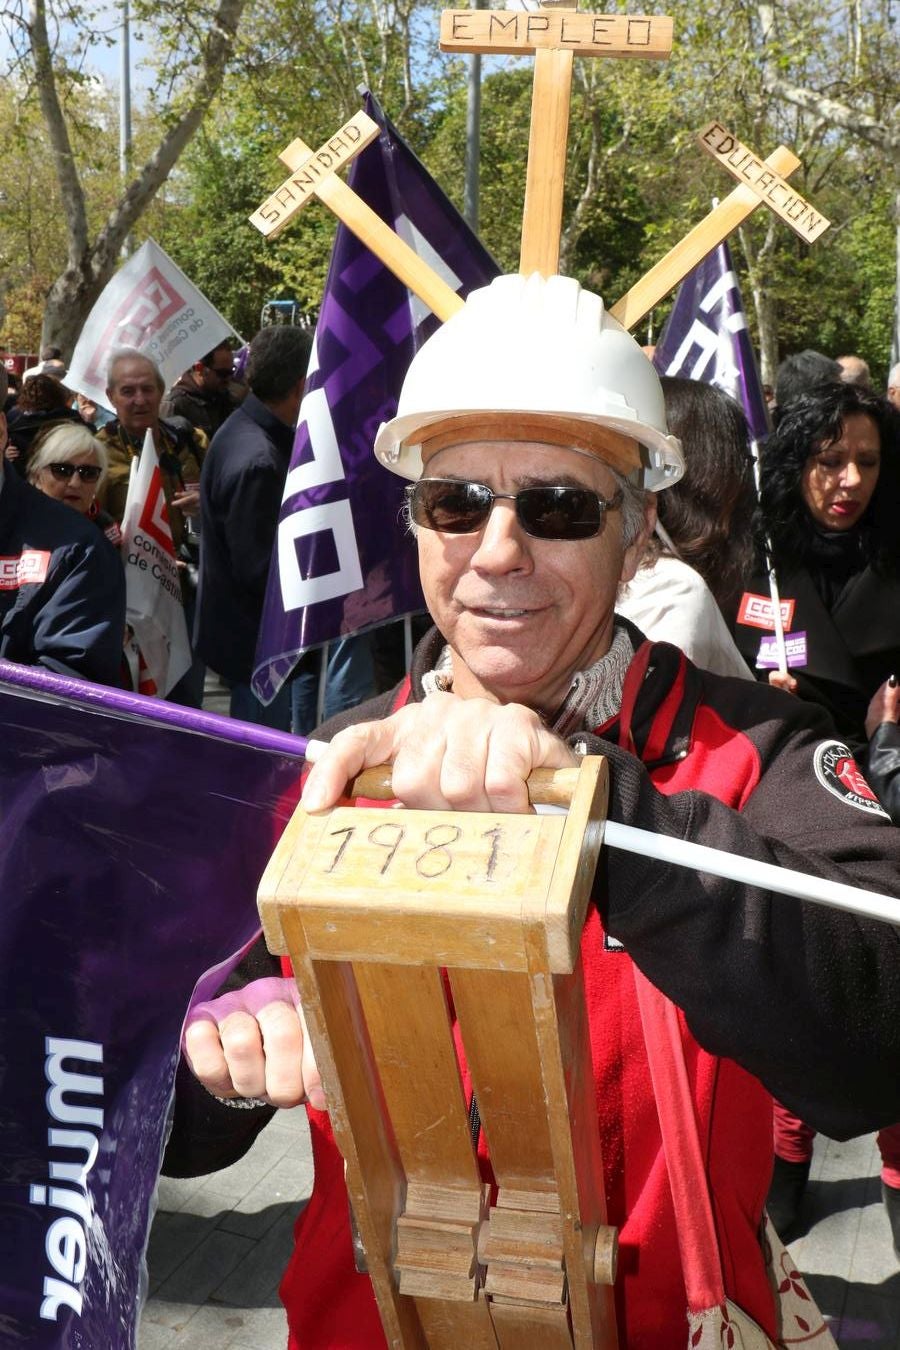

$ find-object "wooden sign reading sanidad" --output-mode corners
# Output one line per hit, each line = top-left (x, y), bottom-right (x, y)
(440, 10), (672, 58)
(249, 111), (380, 239)
(698, 122), (830, 242)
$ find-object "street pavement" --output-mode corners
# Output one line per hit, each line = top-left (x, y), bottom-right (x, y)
(139, 1120), (900, 1348)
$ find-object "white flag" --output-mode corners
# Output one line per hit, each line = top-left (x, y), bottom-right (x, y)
(120, 431), (192, 697)
(66, 239), (239, 411)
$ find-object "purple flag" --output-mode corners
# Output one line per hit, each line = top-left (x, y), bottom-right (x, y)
(252, 91), (498, 705)
(0, 660), (306, 1346)
(652, 241), (770, 443)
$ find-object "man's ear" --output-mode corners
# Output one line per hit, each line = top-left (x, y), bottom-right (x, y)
(619, 492), (657, 586)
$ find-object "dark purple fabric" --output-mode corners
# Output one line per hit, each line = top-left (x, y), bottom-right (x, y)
(0, 660), (306, 1345)
(252, 90), (498, 704)
(652, 240), (771, 444)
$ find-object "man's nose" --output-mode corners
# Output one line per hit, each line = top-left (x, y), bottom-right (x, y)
(469, 499), (531, 570)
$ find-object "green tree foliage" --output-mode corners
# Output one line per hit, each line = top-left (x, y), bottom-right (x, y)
(3, 0), (896, 374)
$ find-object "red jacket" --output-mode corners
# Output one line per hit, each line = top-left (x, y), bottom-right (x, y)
(280, 628), (900, 1348)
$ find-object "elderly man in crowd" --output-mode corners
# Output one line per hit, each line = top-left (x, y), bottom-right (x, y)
(181, 275), (900, 1349)
(98, 347), (208, 704)
(888, 361), (900, 411)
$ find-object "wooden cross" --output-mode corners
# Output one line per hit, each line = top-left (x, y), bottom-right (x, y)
(610, 122), (830, 331)
(440, 3), (672, 277)
(249, 109), (464, 323)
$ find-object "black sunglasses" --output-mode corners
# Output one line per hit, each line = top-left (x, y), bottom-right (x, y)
(47, 462), (102, 483)
(406, 478), (623, 541)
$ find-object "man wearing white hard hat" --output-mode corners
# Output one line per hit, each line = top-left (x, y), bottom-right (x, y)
(182, 276), (900, 1348)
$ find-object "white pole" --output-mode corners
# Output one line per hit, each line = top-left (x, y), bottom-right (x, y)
(602, 820), (900, 928)
(749, 435), (789, 678)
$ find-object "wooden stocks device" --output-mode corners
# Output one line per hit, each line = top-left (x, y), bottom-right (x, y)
(258, 756), (619, 1348)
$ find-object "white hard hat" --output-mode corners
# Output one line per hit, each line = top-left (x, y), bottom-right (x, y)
(374, 273), (684, 491)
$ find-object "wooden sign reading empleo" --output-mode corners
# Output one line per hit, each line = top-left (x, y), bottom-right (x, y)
(442, 4), (672, 278)
(250, 111), (381, 240)
(698, 121), (830, 242)
(440, 10), (672, 58)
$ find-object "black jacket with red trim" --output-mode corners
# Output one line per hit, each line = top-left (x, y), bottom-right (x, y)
(734, 563), (900, 753)
(316, 623), (900, 1140)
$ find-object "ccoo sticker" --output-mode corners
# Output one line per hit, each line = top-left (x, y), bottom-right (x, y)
(813, 740), (890, 819)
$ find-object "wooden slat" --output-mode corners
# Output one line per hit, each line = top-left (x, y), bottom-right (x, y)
(697, 122), (829, 242)
(440, 9), (673, 58)
(520, 46), (574, 277)
(610, 143), (801, 330)
(278, 911), (425, 1348)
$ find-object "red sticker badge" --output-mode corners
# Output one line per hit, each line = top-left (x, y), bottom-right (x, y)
(737, 592), (796, 631)
(813, 741), (889, 818)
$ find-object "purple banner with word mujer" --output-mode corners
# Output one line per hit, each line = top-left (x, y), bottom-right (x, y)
(252, 90), (498, 705)
(0, 660), (307, 1346)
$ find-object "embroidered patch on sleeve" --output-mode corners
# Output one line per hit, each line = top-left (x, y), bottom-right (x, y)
(813, 740), (890, 819)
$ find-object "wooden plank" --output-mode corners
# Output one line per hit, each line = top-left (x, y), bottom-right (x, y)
(440, 9), (672, 58)
(697, 121), (830, 242)
(250, 123), (463, 323)
(278, 138), (464, 322)
(278, 910), (425, 1348)
(609, 143), (801, 330)
(451, 970), (557, 1191)
(354, 962), (478, 1189)
(249, 110), (380, 239)
(490, 1301), (575, 1347)
(520, 46), (574, 277)
(267, 803), (566, 970)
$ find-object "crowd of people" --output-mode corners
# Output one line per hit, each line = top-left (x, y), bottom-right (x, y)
(5, 285), (900, 1346)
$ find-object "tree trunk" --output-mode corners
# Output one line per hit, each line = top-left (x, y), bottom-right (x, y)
(30, 0), (247, 356)
(738, 220), (779, 387)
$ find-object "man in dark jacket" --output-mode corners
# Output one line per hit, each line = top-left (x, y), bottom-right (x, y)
(161, 341), (236, 442)
(195, 326), (312, 726)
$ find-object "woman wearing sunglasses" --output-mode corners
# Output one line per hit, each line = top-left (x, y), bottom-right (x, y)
(27, 424), (122, 548)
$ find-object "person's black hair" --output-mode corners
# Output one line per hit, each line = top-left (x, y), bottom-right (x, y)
(39, 344), (63, 362)
(656, 377), (757, 620)
(756, 382), (900, 575)
(774, 350), (841, 420)
(246, 327), (313, 403)
(201, 340), (233, 368)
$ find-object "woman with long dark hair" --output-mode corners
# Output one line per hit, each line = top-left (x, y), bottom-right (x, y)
(734, 380), (900, 1246)
(735, 381), (900, 752)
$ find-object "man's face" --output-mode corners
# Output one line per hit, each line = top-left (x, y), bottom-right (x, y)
(888, 382), (900, 412)
(197, 350), (233, 394)
(106, 357), (162, 436)
(415, 440), (652, 714)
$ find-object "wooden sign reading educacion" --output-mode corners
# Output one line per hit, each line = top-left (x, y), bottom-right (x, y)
(250, 110), (380, 240)
(443, 3), (673, 278)
(610, 143), (801, 331)
(440, 9), (673, 58)
(698, 121), (830, 242)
